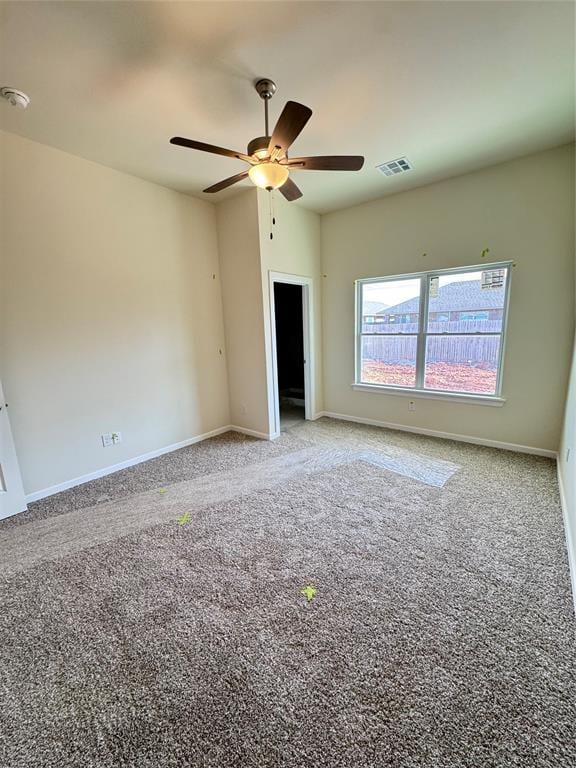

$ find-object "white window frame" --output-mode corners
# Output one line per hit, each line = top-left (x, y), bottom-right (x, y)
(354, 262), (512, 405)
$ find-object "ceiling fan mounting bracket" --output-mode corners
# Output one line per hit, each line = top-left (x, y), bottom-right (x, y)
(254, 78), (277, 100)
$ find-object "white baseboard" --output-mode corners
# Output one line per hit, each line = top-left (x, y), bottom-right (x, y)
(230, 425), (276, 440)
(25, 425), (234, 503)
(24, 423), (278, 504)
(317, 411), (557, 458)
(557, 462), (576, 617)
(22, 413), (557, 506)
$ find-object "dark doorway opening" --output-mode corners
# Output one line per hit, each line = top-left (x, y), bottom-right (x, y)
(273, 282), (305, 429)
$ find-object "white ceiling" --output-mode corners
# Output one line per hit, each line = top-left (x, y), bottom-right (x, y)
(1, 1), (574, 214)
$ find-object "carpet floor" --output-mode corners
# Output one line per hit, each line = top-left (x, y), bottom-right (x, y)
(0, 417), (575, 767)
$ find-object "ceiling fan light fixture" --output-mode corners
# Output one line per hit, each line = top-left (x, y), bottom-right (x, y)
(170, 79), (364, 202)
(248, 162), (289, 190)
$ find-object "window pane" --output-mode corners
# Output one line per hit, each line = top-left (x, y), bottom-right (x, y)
(424, 335), (501, 394)
(362, 278), (420, 334)
(427, 269), (507, 333)
(361, 336), (417, 387)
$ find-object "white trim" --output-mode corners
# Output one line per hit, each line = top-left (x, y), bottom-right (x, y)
(351, 383), (506, 406)
(557, 461), (576, 617)
(267, 271), (315, 436)
(229, 425), (276, 441)
(316, 411), (557, 458)
(0, 379), (28, 519)
(357, 260), (513, 284)
(415, 273), (429, 389)
(24, 425), (271, 504)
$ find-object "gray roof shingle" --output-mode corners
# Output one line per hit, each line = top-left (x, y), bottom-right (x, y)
(363, 301), (388, 314)
(376, 280), (505, 315)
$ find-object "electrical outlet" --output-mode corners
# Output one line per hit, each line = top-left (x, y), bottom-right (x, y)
(240, 403), (247, 415)
(102, 432), (122, 447)
(408, 400), (416, 412)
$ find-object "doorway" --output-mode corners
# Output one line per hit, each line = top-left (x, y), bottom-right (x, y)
(268, 273), (314, 437)
(274, 282), (305, 428)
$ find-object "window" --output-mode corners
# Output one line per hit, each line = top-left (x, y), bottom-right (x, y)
(356, 264), (511, 397)
(458, 310), (489, 322)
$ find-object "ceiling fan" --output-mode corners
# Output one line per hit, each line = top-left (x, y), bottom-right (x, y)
(170, 78), (364, 202)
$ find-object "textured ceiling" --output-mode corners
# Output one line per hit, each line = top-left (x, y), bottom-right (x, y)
(1, 1), (574, 213)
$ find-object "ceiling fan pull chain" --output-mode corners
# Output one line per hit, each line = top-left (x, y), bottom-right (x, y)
(268, 189), (273, 240)
(272, 190), (276, 226)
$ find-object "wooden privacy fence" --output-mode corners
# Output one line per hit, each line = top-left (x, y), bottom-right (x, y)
(361, 320), (502, 335)
(361, 333), (500, 368)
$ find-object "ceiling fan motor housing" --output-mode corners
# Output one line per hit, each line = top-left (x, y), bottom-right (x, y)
(247, 136), (271, 158)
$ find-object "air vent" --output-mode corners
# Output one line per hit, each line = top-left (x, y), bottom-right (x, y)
(377, 157), (412, 176)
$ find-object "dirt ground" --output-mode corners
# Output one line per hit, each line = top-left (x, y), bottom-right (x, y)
(361, 361), (497, 394)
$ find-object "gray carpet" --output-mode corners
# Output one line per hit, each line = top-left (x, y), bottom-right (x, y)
(1, 418), (575, 767)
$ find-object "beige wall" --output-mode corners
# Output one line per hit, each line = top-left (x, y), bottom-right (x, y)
(257, 189), (324, 430)
(558, 162), (576, 601)
(216, 189), (324, 437)
(321, 144), (575, 452)
(1, 131), (230, 495)
(216, 190), (269, 436)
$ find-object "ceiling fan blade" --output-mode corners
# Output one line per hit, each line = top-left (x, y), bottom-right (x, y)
(283, 156), (364, 171)
(170, 137), (254, 164)
(279, 177), (303, 202)
(268, 101), (312, 156)
(203, 171), (249, 194)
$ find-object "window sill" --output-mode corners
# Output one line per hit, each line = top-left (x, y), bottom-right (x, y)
(351, 383), (506, 406)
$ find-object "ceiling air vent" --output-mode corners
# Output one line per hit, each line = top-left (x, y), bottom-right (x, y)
(377, 157), (412, 177)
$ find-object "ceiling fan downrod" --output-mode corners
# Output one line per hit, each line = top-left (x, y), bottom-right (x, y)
(254, 78), (277, 138)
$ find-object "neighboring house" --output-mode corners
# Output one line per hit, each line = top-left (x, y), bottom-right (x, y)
(362, 301), (388, 324)
(363, 280), (504, 328)
(361, 279), (507, 370)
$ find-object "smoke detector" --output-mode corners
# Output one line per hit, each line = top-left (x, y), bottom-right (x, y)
(0, 87), (30, 109)
(377, 156), (412, 176)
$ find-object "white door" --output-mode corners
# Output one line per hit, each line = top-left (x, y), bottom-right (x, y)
(0, 379), (27, 520)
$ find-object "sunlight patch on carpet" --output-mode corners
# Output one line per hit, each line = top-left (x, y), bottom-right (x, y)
(0, 445), (458, 576)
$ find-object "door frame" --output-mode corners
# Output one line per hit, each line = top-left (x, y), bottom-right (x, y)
(0, 379), (27, 520)
(267, 271), (315, 438)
